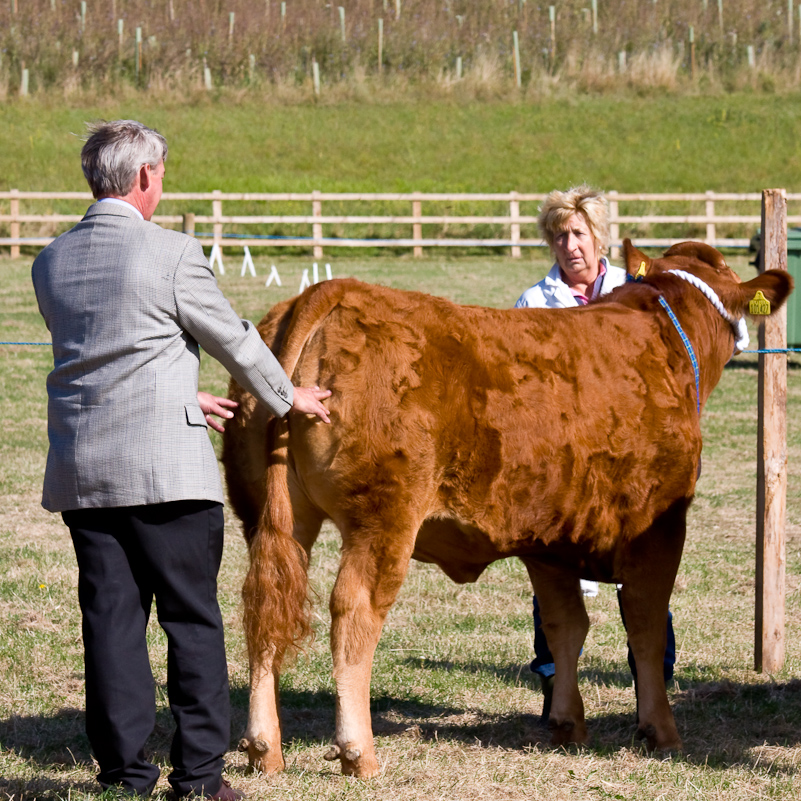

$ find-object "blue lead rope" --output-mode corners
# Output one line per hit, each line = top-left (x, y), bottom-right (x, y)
(658, 295), (701, 416)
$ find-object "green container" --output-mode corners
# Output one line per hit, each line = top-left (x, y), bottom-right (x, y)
(749, 228), (801, 346)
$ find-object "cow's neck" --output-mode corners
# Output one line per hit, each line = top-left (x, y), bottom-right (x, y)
(666, 270), (749, 350)
(657, 271), (743, 410)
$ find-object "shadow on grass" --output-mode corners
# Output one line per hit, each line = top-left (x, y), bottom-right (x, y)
(4, 676), (801, 791)
(239, 666), (801, 768)
(0, 776), (98, 801)
(406, 655), (638, 690)
(673, 678), (801, 768)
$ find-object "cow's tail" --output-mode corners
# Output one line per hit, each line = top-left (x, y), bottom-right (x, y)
(241, 414), (311, 669)
(241, 279), (355, 668)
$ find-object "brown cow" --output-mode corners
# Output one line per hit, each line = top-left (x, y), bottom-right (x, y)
(223, 240), (792, 778)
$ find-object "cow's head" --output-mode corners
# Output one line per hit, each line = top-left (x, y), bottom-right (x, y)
(622, 238), (794, 321)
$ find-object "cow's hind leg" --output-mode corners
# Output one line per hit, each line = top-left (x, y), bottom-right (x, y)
(325, 517), (419, 778)
(523, 559), (589, 746)
(618, 505), (686, 752)
(240, 498), (326, 774)
(240, 648), (285, 774)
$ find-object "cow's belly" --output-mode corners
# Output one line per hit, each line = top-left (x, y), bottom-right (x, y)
(412, 507), (651, 585)
(412, 516), (498, 583)
(410, 514), (616, 583)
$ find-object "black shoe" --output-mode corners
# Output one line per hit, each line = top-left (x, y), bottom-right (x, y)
(208, 780), (246, 801)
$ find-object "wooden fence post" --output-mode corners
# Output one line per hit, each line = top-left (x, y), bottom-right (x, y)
(212, 190), (223, 250)
(412, 197), (423, 257)
(10, 189), (20, 259)
(705, 190), (716, 245)
(378, 19), (383, 73)
(312, 190), (323, 258)
(608, 190), (620, 260)
(135, 26), (142, 82)
(755, 187), (787, 675)
(182, 212), (195, 237)
(510, 191), (521, 258)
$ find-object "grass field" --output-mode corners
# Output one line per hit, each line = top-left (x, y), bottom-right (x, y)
(3, 95), (801, 265)
(1, 250), (801, 800)
(3, 95), (801, 194)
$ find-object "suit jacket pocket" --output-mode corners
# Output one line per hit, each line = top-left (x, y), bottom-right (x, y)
(185, 403), (208, 427)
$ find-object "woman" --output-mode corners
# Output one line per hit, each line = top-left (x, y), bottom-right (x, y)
(516, 185), (626, 309)
(516, 185), (675, 720)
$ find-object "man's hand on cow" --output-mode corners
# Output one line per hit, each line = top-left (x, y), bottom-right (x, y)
(291, 386), (332, 423)
(197, 391), (239, 433)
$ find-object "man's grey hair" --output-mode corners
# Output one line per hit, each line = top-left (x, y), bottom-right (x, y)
(81, 120), (168, 199)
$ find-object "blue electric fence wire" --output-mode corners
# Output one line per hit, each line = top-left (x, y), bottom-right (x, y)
(2, 343), (801, 353)
(2, 342), (801, 353)
(741, 348), (801, 353)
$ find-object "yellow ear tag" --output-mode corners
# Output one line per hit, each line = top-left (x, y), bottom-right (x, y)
(749, 290), (771, 315)
(635, 260), (647, 279)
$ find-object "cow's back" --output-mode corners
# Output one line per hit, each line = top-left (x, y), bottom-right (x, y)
(278, 280), (700, 578)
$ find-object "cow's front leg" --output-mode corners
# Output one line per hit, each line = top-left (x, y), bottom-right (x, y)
(526, 562), (589, 746)
(326, 532), (415, 777)
(239, 648), (285, 774)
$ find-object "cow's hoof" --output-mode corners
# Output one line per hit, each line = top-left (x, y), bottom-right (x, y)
(339, 742), (379, 778)
(323, 744), (341, 761)
(239, 735), (285, 775)
(637, 724), (682, 754)
(549, 718), (587, 747)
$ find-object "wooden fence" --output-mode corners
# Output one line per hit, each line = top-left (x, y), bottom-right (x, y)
(3, 190), (801, 259)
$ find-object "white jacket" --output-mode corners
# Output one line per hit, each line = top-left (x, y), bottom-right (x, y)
(515, 258), (627, 309)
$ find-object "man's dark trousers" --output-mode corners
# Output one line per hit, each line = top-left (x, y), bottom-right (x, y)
(63, 500), (230, 797)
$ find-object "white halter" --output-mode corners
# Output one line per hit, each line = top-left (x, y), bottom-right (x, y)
(666, 269), (750, 351)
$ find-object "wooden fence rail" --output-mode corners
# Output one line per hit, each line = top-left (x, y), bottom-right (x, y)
(4, 190), (801, 259)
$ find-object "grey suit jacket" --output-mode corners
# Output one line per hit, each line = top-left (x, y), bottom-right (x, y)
(32, 202), (293, 512)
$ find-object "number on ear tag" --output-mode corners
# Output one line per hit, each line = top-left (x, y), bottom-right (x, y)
(749, 290), (771, 316)
(635, 260), (647, 279)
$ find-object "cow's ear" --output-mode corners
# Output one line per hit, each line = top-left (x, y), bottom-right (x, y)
(623, 239), (650, 280)
(665, 241), (728, 271)
(738, 270), (795, 318)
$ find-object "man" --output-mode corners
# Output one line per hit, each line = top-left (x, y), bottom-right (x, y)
(32, 120), (331, 798)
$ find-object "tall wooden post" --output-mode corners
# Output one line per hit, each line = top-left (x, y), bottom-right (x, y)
(755, 187), (787, 674)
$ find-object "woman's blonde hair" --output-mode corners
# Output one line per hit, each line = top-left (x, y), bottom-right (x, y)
(537, 185), (610, 257)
